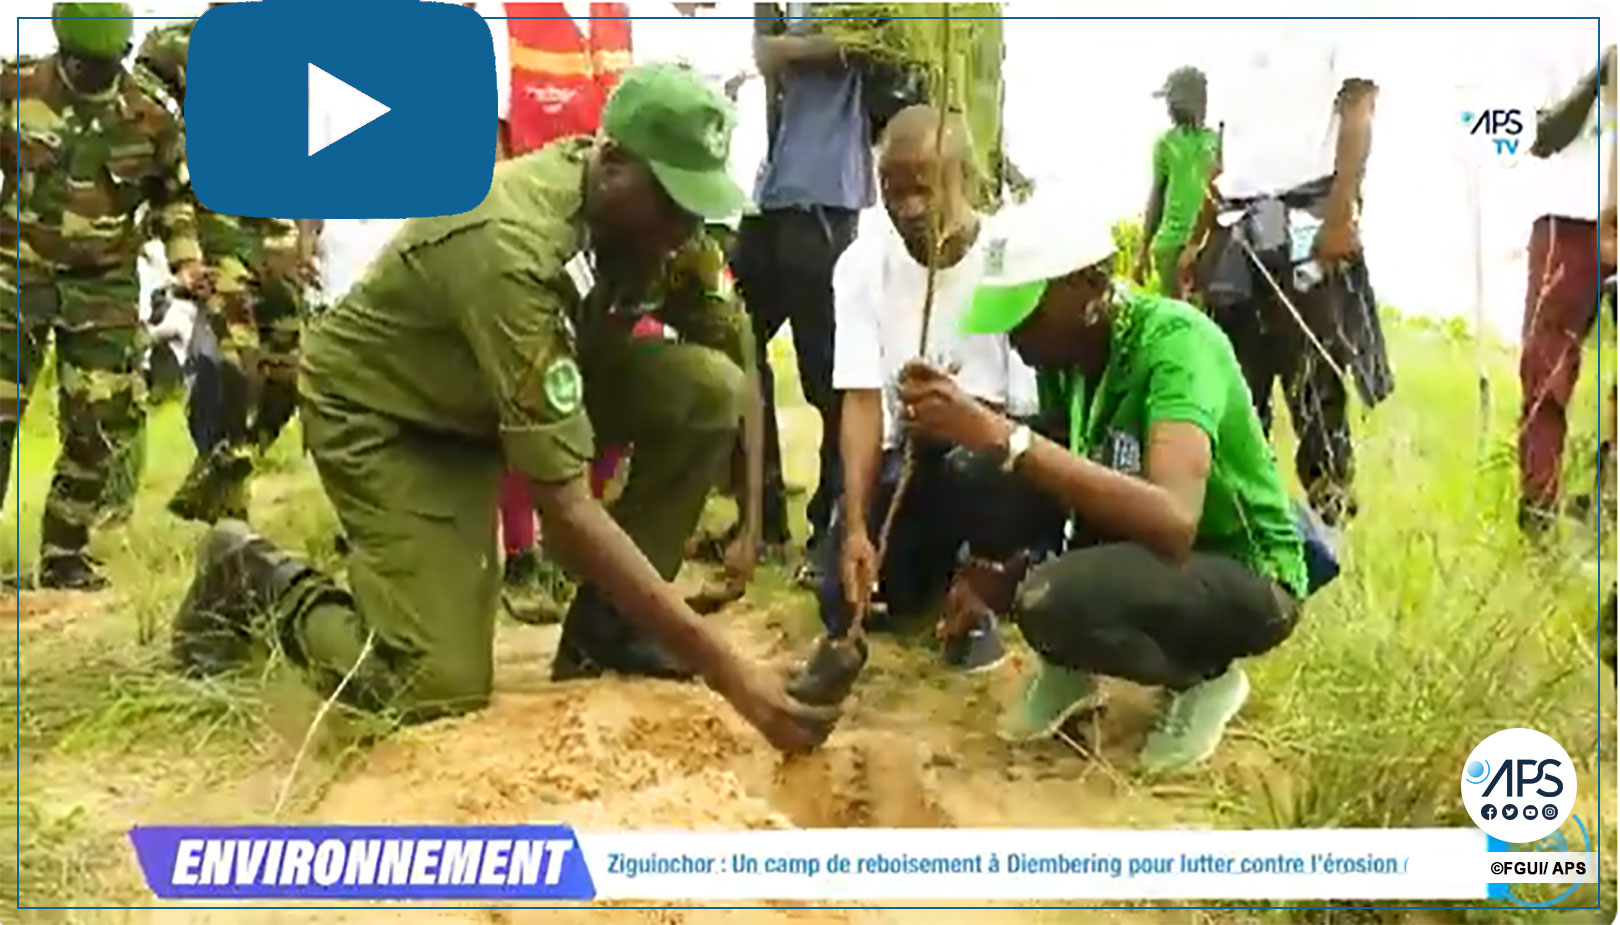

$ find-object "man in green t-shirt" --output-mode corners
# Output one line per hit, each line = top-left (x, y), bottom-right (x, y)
(166, 65), (837, 754)
(1133, 66), (1219, 298)
(896, 196), (1306, 775)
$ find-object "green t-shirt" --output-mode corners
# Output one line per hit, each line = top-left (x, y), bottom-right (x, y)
(1149, 125), (1219, 254)
(301, 138), (597, 484)
(1036, 288), (1307, 598)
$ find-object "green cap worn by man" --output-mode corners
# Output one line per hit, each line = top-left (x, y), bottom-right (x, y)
(133, 17), (317, 527)
(898, 193), (1306, 775)
(170, 64), (834, 753)
(1, 2), (207, 592)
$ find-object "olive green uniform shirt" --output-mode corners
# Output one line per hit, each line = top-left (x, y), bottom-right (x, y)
(301, 139), (597, 484)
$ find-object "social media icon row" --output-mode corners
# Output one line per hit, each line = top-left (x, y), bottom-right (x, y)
(1480, 804), (1560, 822)
(188, 0), (495, 218)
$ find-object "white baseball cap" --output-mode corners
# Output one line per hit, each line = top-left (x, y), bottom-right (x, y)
(960, 192), (1117, 335)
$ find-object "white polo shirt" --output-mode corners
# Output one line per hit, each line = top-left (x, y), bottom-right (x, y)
(832, 208), (1039, 450)
(1211, 23), (1385, 201)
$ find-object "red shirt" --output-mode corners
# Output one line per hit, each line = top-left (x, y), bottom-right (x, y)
(504, 3), (633, 154)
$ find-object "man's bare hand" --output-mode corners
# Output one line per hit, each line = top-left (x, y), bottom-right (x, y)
(896, 360), (1012, 452)
(714, 659), (840, 753)
(1313, 217), (1360, 267)
(172, 260), (213, 301)
(840, 530), (878, 614)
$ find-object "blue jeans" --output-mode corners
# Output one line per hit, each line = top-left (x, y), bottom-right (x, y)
(817, 438), (1066, 639)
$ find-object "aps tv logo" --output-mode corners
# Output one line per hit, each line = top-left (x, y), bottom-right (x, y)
(1462, 107), (1526, 157)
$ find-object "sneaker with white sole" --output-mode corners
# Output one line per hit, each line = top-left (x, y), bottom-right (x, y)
(942, 613), (1008, 673)
(997, 658), (1106, 742)
(1136, 666), (1250, 775)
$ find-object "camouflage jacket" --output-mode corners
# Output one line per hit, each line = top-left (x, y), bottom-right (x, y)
(654, 226), (755, 374)
(135, 22), (307, 291)
(0, 54), (200, 273)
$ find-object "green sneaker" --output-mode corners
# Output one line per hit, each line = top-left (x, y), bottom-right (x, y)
(997, 659), (1105, 742)
(1137, 666), (1250, 775)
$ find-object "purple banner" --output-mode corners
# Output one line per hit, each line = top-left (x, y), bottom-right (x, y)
(128, 825), (596, 900)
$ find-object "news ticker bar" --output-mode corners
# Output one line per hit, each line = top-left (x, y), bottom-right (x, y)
(124, 825), (1598, 902)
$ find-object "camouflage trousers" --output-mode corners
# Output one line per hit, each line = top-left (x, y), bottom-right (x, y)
(0, 263), (145, 564)
(168, 255), (301, 523)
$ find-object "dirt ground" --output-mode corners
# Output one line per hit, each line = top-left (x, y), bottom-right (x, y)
(14, 558), (1251, 923)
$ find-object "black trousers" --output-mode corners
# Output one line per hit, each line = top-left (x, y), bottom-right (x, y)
(1194, 186), (1393, 528)
(731, 206), (859, 549)
(1013, 543), (1300, 692)
(1201, 233), (1360, 524)
(816, 438), (1067, 638)
(186, 352), (227, 458)
(946, 439), (1301, 692)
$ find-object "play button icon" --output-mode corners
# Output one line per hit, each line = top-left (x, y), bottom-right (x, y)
(307, 63), (391, 157)
(187, 0), (494, 217)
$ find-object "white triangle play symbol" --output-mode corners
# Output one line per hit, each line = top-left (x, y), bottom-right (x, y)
(307, 63), (391, 157)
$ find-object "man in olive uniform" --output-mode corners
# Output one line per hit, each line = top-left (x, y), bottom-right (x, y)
(170, 64), (835, 752)
(135, 17), (314, 524)
(1, 3), (205, 590)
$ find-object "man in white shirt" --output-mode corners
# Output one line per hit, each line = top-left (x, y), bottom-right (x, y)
(1517, 43), (1616, 535)
(1189, 25), (1393, 528)
(803, 106), (1049, 680)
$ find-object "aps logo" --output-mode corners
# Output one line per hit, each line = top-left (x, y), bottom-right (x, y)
(1461, 728), (1576, 843)
(1463, 108), (1525, 157)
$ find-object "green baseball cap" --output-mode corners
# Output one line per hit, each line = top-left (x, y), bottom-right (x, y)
(53, 3), (133, 59)
(601, 63), (752, 221)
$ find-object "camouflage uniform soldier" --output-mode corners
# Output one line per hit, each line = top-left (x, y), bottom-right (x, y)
(135, 19), (312, 524)
(1, 3), (204, 590)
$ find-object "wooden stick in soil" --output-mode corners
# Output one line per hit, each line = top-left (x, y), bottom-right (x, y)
(858, 3), (954, 640)
(787, 7), (956, 708)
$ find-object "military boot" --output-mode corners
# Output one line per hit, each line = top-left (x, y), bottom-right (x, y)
(171, 519), (311, 677)
(38, 553), (111, 592)
(168, 446), (254, 524)
(551, 585), (696, 682)
(250, 378), (299, 456)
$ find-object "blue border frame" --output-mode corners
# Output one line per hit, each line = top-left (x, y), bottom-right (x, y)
(9, 9), (1607, 920)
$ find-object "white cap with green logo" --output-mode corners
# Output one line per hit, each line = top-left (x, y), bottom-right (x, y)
(960, 193), (1118, 336)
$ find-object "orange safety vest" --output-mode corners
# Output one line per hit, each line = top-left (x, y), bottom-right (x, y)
(504, 2), (633, 155)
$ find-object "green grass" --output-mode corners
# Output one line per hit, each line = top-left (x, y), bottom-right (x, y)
(1, 306), (1615, 920)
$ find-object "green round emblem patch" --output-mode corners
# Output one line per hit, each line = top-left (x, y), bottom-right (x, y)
(543, 358), (584, 416)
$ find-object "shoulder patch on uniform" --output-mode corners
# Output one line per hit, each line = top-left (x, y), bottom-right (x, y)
(542, 357), (584, 416)
(127, 65), (183, 120)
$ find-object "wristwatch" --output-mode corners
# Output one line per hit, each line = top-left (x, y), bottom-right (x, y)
(1001, 423), (1033, 473)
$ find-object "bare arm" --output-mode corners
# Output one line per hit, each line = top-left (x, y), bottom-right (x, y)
(839, 390), (884, 539)
(1325, 79), (1378, 228)
(754, 33), (845, 75)
(1011, 420), (1211, 561)
(896, 361), (1210, 561)
(1532, 58), (1604, 158)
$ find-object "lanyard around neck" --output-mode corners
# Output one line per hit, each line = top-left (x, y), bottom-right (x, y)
(1067, 362), (1113, 458)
